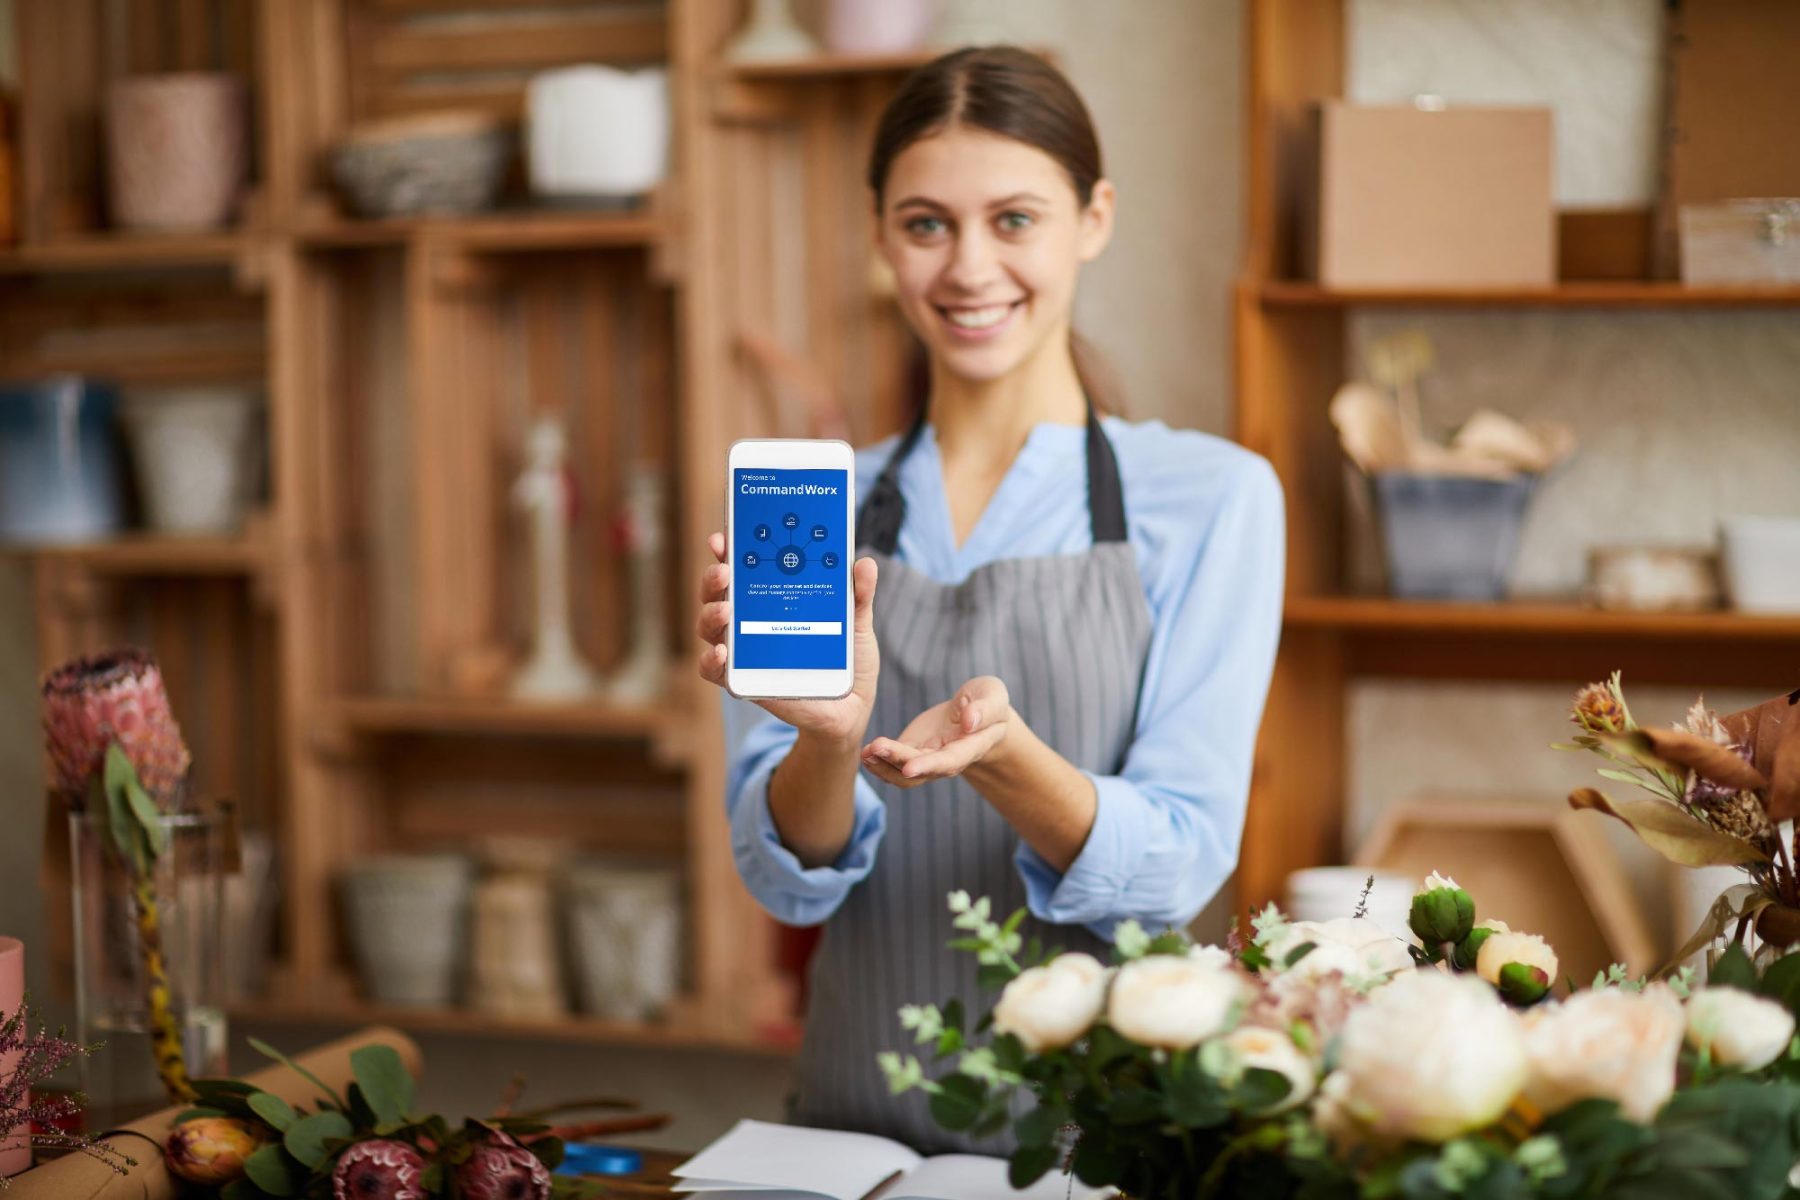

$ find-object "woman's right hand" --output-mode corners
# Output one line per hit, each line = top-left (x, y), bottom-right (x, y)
(696, 531), (881, 749)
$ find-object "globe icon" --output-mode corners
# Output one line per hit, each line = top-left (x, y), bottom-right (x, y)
(782, 550), (800, 569)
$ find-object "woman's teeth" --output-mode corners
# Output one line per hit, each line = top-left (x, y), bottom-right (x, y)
(944, 303), (1016, 329)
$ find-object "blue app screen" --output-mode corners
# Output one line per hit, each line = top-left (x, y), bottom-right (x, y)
(733, 467), (850, 670)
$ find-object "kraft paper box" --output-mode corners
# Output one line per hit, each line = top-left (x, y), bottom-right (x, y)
(1305, 102), (1556, 288)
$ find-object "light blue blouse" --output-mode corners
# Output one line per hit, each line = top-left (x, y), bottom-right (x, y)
(721, 417), (1286, 939)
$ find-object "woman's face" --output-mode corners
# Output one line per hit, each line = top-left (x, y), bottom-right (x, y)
(876, 126), (1114, 387)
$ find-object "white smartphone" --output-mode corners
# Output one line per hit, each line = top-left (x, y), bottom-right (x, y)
(726, 438), (856, 700)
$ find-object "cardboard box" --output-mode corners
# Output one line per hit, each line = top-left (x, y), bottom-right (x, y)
(1308, 102), (1556, 288)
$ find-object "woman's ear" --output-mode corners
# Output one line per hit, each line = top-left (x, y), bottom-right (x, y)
(1077, 179), (1116, 263)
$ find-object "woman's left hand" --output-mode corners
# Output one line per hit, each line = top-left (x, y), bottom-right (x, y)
(860, 676), (1012, 789)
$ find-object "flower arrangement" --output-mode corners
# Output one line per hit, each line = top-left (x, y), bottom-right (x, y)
(41, 649), (197, 1103)
(880, 877), (1800, 1199)
(0, 997), (133, 1185)
(1558, 675), (1800, 955)
(163, 1040), (662, 1200)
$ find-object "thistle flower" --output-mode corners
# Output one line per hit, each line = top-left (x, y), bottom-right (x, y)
(332, 1139), (428, 1200)
(1570, 679), (1628, 734)
(41, 649), (191, 809)
(456, 1135), (553, 1200)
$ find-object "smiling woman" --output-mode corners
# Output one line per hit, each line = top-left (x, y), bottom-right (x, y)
(694, 46), (1287, 1156)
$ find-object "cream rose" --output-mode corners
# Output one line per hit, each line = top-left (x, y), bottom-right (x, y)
(1332, 970), (1528, 1143)
(1108, 954), (1246, 1049)
(1477, 931), (1559, 1004)
(1523, 986), (1685, 1123)
(1267, 918), (1415, 986)
(991, 952), (1108, 1053)
(1221, 1025), (1316, 1112)
(1686, 986), (1796, 1071)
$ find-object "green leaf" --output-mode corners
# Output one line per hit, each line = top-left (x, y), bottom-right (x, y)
(122, 775), (168, 858)
(351, 1045), (415, 1125)
(1071, 1138), (1125, 1187)
(221, 1180), (277, 1200)
(247, 1038), (346, 1110)
(1015, 1103), (1063, 1148)
(1231, 1066), (1294, 1113)
(243, 1144), (305, 1197)
(530, 1137), (565, 1172)
(346, 1083), (378, 1129)
(248, 1092), (298, 1133)
(1106, 1087), (1162, 1125)
(1008, 1144), (1058, 1189)
(1759, 951), (1800, 1010)
(1162, 1053), (1229, 1128)
(101, 748), (141, 868)
(1000, 908), (1026, 938)
(283, 1111), (353, 1170)
(1283, 941), (1318, 968)
(420, 1166), (445, 1194)
(1147, 932), (1189, 956)
(975, 963), (1016, 990)
(1709, 943), (1759, 991)
(940, 999), (965, 1034)
(926, 1074), (985, 1132)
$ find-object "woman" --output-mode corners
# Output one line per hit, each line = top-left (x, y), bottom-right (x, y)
(695, 46), (1284, 1153)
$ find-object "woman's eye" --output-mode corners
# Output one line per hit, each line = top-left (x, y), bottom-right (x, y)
(904, 215), (946, 237)
(997, 211), (1035, 233)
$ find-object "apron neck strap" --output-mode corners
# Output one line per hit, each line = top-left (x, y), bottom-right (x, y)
(857, 403), (1129, 555)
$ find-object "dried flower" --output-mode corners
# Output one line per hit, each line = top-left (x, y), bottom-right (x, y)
(41, 649), (190, 808)
(1570, 679), (1628, 734)
(456, 1135), (554, 1200)
(0, 998), (134, 1183)
(1696, 790), (1776, 847)
(165, 1117), (262, 1185)
(333, 1139), (428, 1200)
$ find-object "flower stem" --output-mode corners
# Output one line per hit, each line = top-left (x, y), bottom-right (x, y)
(129, 870), (195, 1104)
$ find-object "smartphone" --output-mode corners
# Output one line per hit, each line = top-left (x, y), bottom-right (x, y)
(726, 439), (856, 700)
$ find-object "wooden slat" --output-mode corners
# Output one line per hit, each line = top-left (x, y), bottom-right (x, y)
(363, 14), (667, 74)
(1259, 279), (1800, 310)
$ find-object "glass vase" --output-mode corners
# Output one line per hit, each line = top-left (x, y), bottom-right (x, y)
(69, 811), (228, 1123)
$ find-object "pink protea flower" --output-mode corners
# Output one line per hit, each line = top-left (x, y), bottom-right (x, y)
(41, 648), (191, 808)
(456, 1135), (553, 1200)
(332, 1138), (428, 1200)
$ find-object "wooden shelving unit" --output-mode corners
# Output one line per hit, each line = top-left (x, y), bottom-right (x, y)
(1234, 0), (1800, 911)
(9, 0), (930, 1053)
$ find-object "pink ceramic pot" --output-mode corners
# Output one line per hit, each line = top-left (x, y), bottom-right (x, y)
(106, 73), (247, 232)
(0, 937), (27, 1178)
(823, 0), (939, 54)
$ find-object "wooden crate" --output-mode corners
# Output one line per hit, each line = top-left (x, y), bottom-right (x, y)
(1354, 798), (1661, 984)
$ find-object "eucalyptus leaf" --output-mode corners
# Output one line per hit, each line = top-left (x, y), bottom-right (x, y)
(122, 771), (168, 858)
(351, 1044), (414, 1125)
(1015, 1103), (1064, 1148)
(247, 1037), (346, 1109)
(926, 1074), (985, 1132)
(1709, 943), (1758, 991)
(284, 1111), (353, 1170)
(243, 1144), (304, 1197)
(248, 1091), (298, 1133)
(1008, 1144), (1058, 1189)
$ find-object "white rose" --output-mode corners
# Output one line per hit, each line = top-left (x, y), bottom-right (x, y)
(1686, 986), (1796, 1071)
(1108, 955), (1247, 1049)
(1523, 986), (1685, 1123)
(1221, 1025), (1316, 1112)
(991, 952), (1108, 1053)
(1188, 944), (1235, 970)
(1476, 932), (1559, 988)
(1267, 918), (1414, 985)
(1333, 970), (1528, 1143)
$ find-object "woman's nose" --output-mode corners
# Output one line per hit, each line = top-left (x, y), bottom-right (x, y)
(944, 228), (1001, 291)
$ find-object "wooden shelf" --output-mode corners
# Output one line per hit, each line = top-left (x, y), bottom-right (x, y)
(1256, 279), (1800, 310)
(718, 49), (945, 80)
(1285, 596), (1800, 640)
(229, 998), (798, 1057)
(11, 532), (266, 576)
(0, 232), (254, 274)
(295, 210), (663, 252)
(335, 693), (679, 741)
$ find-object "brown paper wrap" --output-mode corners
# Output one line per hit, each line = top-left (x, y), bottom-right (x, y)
(7, 1027), (422, 1200)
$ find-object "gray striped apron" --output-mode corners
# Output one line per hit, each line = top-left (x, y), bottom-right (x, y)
(789, 409), (1155, 1155)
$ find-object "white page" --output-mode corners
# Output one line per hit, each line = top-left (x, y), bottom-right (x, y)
(674, 1120), (923, 1200)
(878, 1155), (1112, 1200)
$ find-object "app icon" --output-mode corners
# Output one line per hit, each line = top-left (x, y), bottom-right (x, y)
(782, 513), (800, 530)
(821, 552), (839, 569)
(811, 524), (828, 541)
(742, 551), (759, 568)
(753, 523), (771, 541)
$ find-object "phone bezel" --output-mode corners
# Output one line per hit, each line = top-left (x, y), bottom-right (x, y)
(725, 438), (857, 700)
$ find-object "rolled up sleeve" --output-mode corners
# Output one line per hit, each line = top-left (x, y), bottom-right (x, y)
(1014, 457), (1286, 939)
(723, 697), (887, 927)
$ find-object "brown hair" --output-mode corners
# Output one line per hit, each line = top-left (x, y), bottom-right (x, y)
(868, 46), (1122, 416)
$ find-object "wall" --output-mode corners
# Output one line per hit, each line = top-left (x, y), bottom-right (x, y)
(1344, 0), (1800, 949)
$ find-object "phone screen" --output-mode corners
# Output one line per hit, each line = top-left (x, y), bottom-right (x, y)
(732, 467), (850, 670)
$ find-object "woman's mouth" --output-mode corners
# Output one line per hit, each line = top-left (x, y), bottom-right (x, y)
(935, 300), (1024, 342)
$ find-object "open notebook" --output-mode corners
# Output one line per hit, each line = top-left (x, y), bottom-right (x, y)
(672, 1119), (1112, 1200)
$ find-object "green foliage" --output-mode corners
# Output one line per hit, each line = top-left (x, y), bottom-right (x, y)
(351, 1044), (415, 1126)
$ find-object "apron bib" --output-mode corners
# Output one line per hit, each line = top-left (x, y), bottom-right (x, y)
(789, 409), (1155, 1154)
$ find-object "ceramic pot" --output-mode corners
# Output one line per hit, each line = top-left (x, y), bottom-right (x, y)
(119, 387), (260, 534)
(0, 937), (26, 1177)
(564, 860), (681, 1021)
(341, 856), (472, 1008)
(106, 73), (247, 231)
(527, 66), (669, 204)
(824, 0), (939, 54)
